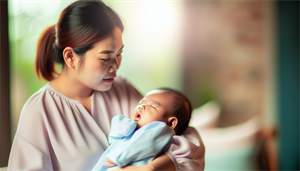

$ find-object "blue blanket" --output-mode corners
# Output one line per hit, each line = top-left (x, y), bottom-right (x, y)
(92, 115), (174, 171)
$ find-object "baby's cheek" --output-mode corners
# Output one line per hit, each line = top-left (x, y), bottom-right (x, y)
(129, 110), (135, 119)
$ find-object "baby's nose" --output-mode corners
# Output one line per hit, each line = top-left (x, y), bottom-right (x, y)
(139, 104), (146, 110)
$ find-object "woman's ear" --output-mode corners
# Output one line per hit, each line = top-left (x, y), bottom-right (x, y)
(63, 47), (76, 69)
(167, 116), (178, 130)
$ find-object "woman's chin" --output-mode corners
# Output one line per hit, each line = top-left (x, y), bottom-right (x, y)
(93, 84), (112, 92)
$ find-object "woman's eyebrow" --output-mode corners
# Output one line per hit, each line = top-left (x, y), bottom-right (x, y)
(99, 45), (124, 54)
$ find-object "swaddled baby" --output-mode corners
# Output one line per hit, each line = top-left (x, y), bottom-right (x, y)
(92, 88), (192, 171)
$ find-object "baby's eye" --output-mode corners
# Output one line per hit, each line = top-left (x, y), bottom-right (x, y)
(116, 53), (122, 57)
(150, 105), (156, 109)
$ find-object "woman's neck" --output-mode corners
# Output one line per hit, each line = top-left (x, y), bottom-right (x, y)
(50, 70), (93, 101)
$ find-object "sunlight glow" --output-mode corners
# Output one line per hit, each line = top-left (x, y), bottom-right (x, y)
(110, 1), (184, 93)
(9, 0), (61, 17)
(145, 4), (170, 31)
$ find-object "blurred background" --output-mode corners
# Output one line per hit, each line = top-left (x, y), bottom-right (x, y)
(0, 0), (298, 170)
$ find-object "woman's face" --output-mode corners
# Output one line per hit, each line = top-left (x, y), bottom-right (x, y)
(74, 28), (124, 91)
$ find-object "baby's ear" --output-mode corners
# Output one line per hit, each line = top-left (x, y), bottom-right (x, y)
(167, 116), (178, 129)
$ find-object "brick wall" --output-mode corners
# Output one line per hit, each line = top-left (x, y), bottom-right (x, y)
(182, 0), (275, 127)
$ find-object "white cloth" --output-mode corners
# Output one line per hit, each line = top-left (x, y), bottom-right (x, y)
(7, 76), (205, 171)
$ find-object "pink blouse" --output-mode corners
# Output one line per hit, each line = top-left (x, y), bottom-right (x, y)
(7, 77), (205, 171)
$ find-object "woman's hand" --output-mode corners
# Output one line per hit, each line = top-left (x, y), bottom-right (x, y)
(110, 153), (175, 171)
(104, 158), (117, 167)
(110, 165), (153, 171)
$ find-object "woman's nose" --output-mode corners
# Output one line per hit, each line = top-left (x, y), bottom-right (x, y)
(109, 57), (121, 73)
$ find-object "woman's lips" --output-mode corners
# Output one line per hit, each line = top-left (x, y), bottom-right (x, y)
(103, 78), (114, 83)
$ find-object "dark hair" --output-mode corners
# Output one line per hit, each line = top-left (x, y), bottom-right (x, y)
(156, 88), (192, 135)
(35, 0), (124, 81)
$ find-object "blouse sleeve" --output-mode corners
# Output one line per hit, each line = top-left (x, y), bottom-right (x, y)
(163, 127), (205, 171)
(7, 92), (54, 171)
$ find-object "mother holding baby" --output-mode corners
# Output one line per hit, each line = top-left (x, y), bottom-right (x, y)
(7, 0), (205, 170)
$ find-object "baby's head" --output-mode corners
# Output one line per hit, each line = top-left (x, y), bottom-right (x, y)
(130, 88), (192, 135)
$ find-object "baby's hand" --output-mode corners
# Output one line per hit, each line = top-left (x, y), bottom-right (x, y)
(104, 158), (117, 167)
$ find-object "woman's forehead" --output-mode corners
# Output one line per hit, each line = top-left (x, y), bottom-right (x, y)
(92, 28), (123, 51)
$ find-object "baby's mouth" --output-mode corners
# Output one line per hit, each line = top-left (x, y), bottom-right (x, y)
(134, 112), (141, 121)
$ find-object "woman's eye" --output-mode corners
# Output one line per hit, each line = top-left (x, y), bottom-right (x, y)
(117, 50), (123, 57)
(101, 58), (110, 62)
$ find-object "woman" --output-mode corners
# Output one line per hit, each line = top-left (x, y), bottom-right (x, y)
(7, 0), (205, 170)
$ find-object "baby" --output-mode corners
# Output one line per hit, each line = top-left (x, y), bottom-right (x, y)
(92, 88), (192, 171)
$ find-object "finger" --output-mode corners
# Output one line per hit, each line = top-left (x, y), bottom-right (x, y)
(104, 162), (117, 167)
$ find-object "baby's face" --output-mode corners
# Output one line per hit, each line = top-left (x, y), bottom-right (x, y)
(130, 90), (173, 129)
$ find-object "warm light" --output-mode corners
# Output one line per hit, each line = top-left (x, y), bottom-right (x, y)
(108, 1), (184, 93)
(137, 2), (182, 39)
(10, 0), (61, 17)
(144, 4), (171, 32)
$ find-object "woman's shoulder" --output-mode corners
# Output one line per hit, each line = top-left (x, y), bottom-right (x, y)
(20, 83), (77, 119)
(16, 84), (51, 136)
(21, 84), (49, 112)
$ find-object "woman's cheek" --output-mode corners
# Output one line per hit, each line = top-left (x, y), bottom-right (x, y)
(87, 60), (100, 69)
(86, 61), (104, 73)
(80, 62), (101, 79)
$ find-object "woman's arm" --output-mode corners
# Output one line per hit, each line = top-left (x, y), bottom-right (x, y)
(163, 127), (205, 171)
(147, 153), (176, 171)
(110, 154), (175, 171)
(109, 128), (205, 171)
(118, 127), (205, 171)
(8, 96), (54, 170)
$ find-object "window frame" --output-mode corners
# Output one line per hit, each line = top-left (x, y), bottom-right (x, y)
(0, 0), (11, 167)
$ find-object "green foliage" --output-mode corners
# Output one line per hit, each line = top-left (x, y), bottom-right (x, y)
(8, 1), (73, 98)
